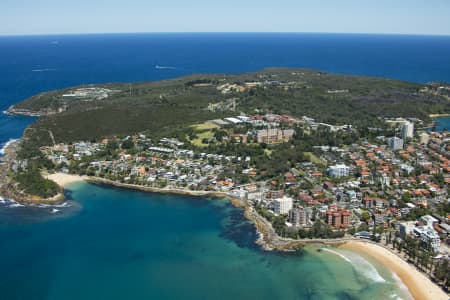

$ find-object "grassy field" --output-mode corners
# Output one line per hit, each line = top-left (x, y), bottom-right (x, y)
(189, 122), (220, 147)
(191, 131), (215, 147)
(191, 122), (220, 131)
(264, 149), (273, 157)
(304, 152), (326, 166)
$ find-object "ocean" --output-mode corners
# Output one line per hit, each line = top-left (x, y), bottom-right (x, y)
(1, 33), (450, 148)
(0, 182), (411, 299)
(1, 33), (450, 299)
(434, 116), (450, 132)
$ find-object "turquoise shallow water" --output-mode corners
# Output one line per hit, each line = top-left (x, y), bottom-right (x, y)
(0, 182), (411, 299)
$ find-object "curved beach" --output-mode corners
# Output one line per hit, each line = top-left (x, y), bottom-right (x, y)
(45, 173), (86, 186)
(47, 173), (448, 299)
(342, 241), (448, 300)
(50, 174), (448, 299)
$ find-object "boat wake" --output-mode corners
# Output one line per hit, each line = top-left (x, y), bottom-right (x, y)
(321, 248), (386, 283)
(0, 138), (19, 156)
(155, 65), (176, 70)
(31, 68), (57, 72)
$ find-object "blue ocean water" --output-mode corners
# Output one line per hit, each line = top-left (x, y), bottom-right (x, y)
(0, 182), (411, 299)
(1, 33), (449, 299)
(434, 116), (450, 132)
(1, 33), (450, 148)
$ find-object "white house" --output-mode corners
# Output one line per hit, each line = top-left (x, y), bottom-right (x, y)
(327, 164), (350, 178)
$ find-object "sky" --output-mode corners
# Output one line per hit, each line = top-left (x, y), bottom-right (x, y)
(1, 0), (450, 36)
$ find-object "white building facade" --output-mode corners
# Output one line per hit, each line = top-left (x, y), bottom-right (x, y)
(388, 137), (404, 150)
(273, 196), (293, 215)
(327, 164), (350, 178)
(401, 122), (414, 139)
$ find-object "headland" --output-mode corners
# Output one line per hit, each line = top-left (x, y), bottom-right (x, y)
(2, 68), (450, 299)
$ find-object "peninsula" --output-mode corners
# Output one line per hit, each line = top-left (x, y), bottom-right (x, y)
(2, 68), (450, 299)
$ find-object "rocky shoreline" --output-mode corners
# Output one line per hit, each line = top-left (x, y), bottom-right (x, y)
(0, 140), (64, 205)
(4, 105), (55, 117)
(1, 162), (358, 250)
(0, 124), (399, 250)
(52, 174), (354, 251)
(4, 170), (448, 298)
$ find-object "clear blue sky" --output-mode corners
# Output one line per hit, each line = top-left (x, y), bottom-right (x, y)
(2, 0), (450, 35)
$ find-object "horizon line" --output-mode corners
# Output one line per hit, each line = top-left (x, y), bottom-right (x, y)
(1, 31), (450, 38)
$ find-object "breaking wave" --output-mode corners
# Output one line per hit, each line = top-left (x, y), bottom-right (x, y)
(0, 196), (18, 206)
(8, 201), (25, 208)
(0, 196), (73, 214)
(321, 248), (386, 283)
(37, 202), (71, 208)
(390, 272), (413, 300)
(0, 138), (19, 155)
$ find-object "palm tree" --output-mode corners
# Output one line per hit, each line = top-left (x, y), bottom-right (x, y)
(386, 231), (392, 246)
(434, 259), (449, 287)
(399, 240), (405, 254)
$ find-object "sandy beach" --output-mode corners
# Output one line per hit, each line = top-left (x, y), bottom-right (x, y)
(45, 173), (85, 187)
(342, 241), (448, 300)
(430, 113), (450, 118)
(41, 173), (449, 300)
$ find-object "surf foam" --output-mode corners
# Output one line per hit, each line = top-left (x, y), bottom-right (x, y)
(321, 247), (386, 283)
(0, 138), (19, 155)
(389, 272), (413, 300)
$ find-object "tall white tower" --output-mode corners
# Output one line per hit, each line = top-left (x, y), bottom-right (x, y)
(401, 122), (414, 139)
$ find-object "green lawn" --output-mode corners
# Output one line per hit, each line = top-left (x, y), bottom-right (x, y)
(191, 121), (220, 131)
(190, 130), (215, 147)
(304, 152), (326, 166)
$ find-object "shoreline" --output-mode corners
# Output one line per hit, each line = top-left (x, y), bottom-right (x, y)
(342, 241), (448, 300)
(46, 173), (448, 299)
(48, 173), (350, 249)
(0, 138), (20, 156)
(44, 173), (87, 187)
(0, 141), (65, 205)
